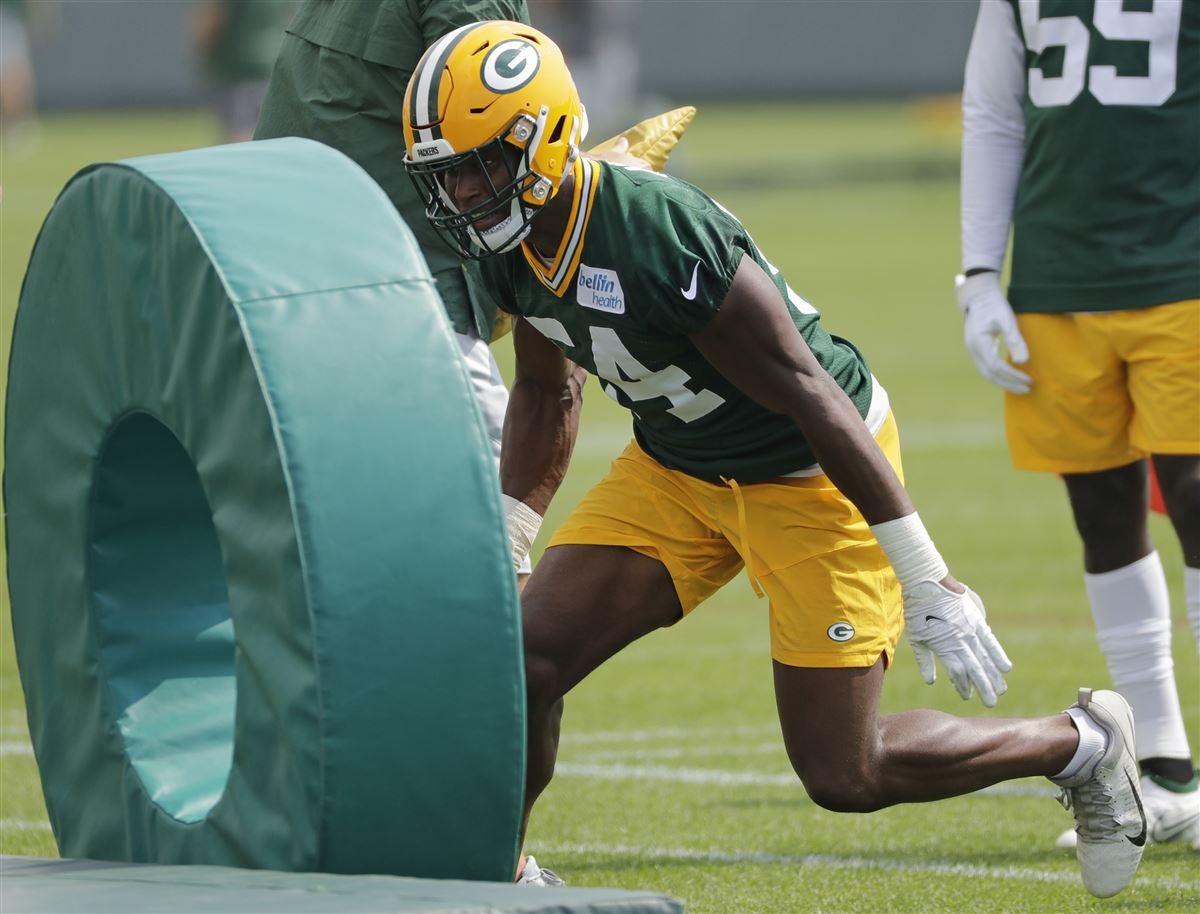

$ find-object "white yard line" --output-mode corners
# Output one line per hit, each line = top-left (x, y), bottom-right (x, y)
(566, 724), (780, 745)
(558, 761), (798, 788)
(555, 762), (1055, 798)
(0, 741), (33, 757)
(544, 841), (1196, 893)
(580, 743), (783, 761)
(0, 819), (50, 832)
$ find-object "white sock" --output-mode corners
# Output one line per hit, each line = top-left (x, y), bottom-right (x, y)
(1085, 551), (1192, 761)
(1054, 707), (1109, 781)
(1186, 565), (1200, 655)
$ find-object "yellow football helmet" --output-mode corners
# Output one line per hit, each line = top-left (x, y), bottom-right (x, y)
(402, 20), (587, 258)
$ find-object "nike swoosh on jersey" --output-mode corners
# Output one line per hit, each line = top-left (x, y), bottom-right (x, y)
(680, 261), (700, 300)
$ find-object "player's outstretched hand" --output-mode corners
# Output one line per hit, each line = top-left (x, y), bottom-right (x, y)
(903, 581), (1013, 707)
(955, 272), (1032, 394)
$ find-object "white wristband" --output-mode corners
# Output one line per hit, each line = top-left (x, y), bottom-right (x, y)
(869, 512), (948, 591)
(502, 494), (543, 572)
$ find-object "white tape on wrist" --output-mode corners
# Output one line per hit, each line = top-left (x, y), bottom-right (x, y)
(502, 494), (543, 572)
(870, 512), (948, 590)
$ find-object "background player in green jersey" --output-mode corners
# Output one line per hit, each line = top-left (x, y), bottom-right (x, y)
(253, 3), (648, 625)
(0, 0), (41, 151)
(955, 0), (1199, 850)
(253, 0), (541, 601)
(193, 0), (299, 142)
(403, 20), (1149, 898)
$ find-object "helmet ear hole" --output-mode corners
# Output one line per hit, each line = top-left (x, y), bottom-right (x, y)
(546, 115), (566, 145)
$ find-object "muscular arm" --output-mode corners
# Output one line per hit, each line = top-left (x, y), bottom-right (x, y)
(690, 254), (913, 526)
(500, 316), (586, 515)
(693, 257), (1011, 703)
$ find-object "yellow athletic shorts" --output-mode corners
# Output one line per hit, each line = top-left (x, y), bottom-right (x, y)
(547, 413), (906, 669)
(1007, 299), (1200, 473)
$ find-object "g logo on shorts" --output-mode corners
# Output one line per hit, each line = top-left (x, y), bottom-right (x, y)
(481, 40), (540, 94)
(827, 621), (856, 643)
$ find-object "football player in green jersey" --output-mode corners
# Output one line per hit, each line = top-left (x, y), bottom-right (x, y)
(193, 0), (299, 142)
(404, 21), (1147, 897)
(956, 0), (1199, 851)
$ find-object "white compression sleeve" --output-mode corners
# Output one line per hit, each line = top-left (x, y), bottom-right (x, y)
(458, 330), (533, 575)
(961, 0), (1026, 273)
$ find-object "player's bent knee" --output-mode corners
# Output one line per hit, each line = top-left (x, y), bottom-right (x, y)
(804, 783), (886, 814)
(794, 764), (886, 813)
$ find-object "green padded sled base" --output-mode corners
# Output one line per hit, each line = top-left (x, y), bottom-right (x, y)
(0, 857), (683, 914)
(5, 138), (525, 880)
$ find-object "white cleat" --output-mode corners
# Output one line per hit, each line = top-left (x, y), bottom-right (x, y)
(1055, 826), (1077, 850)
(1056, 773), (1200, 851)
(516, 855), (565, 887)
(1052, 688), (1147, 898)
(1056, 825), (1084, 849)
(1141, 773), (1200, 849)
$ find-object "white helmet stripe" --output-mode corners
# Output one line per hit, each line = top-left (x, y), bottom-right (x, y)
(411, 22), (478, 144)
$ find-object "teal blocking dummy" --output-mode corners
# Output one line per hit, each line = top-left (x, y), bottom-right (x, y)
(3, 138), (525, 880)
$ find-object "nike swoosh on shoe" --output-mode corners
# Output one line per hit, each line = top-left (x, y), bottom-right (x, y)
(1125, 772), (1147, 847)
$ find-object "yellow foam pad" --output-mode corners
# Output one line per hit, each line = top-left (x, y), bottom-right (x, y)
(587, 105), (697, 172)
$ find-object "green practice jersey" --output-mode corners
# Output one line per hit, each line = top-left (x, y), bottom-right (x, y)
(1006, 0), (1200, 313)
(471, 160), (877, 484)
(255, 0), (528, 337)
(286, 0), (523, 68)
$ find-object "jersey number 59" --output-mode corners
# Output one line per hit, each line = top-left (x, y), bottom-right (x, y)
(1019, 0), (1182, 107)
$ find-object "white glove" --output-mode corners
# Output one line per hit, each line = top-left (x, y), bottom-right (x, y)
(903, 582), (1013, 708)
(955, 272), (1032, 394)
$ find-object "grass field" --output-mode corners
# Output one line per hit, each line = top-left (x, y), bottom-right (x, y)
(1, 103), (1197, 913)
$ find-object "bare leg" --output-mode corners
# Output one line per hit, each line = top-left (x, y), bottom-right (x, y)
(774, 659), (1077, 812)
(521, 544), (683, 835)
(1063, 462), (1150, 574)
(1153, 454), (1200, 567)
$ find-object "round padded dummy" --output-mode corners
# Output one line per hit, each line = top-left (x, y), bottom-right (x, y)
(4, 138), (524, 881)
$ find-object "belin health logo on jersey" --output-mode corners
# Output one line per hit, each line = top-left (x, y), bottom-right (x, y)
(576, 264), (625, 315)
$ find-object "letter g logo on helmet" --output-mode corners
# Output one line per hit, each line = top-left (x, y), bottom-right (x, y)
(481, 40), (541, 94)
